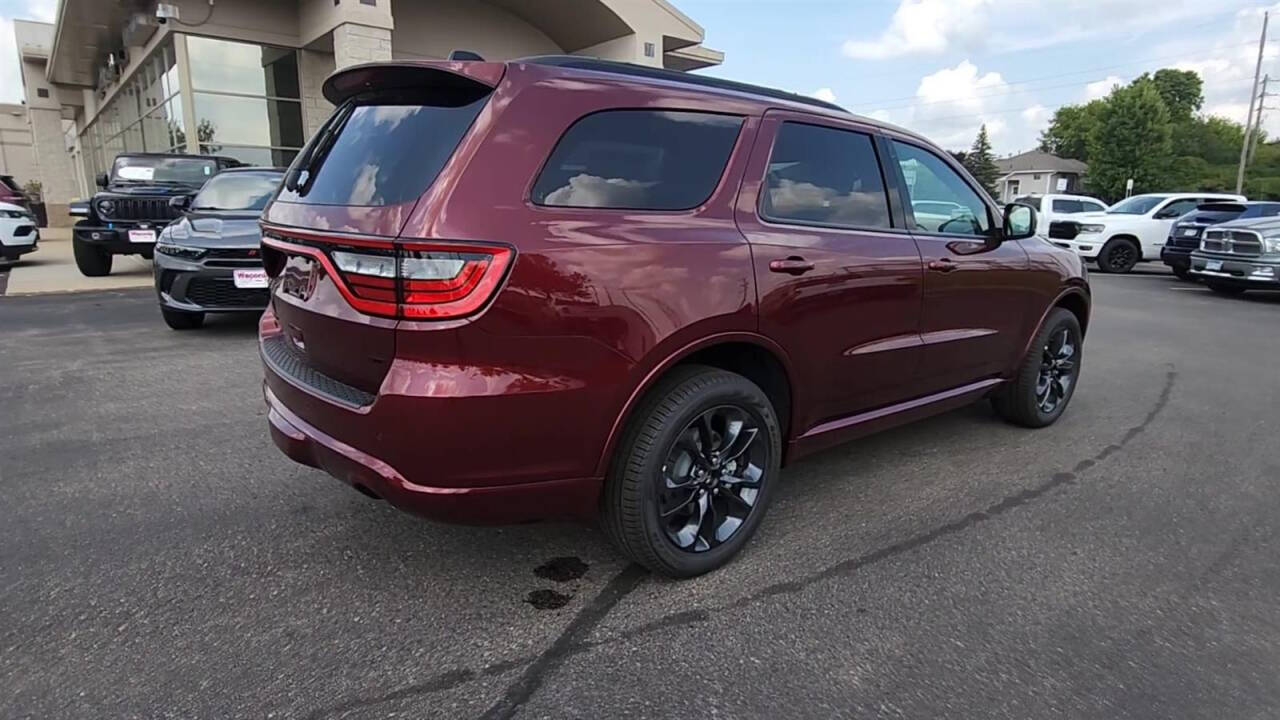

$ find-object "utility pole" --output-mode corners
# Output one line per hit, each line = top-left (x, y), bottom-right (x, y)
(1237, 10), (1268, 194)
(1248, 74), (1270, 164)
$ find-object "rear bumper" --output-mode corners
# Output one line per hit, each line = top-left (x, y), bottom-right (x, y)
(1160, 245), (1192, 269)
(265, 384), (600, 524)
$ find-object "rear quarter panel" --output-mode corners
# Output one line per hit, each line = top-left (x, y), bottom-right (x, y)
(388, 64), (766, 486)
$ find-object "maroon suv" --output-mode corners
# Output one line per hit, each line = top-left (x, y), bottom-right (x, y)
(260, 57), (1089, 577)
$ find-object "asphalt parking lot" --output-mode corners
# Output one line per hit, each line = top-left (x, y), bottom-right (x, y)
(3, 268), (1279, 719)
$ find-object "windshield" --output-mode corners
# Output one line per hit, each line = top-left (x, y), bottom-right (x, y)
(1107, 195), (1168, 215)
(112, 156), (219, 184)
(191, 172), (283, 212)
(1238, 203), (1280, 219)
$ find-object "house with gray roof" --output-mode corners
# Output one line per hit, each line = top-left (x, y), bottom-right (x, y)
(995, 151), (1088, 202)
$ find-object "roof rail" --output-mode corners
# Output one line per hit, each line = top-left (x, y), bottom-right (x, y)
(518, 55), (847, 113)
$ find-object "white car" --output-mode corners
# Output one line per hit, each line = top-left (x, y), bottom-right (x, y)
(1052, 192), (1245, 273)
(1013, 193), (1108, 229)
(0, 201), (39, 262)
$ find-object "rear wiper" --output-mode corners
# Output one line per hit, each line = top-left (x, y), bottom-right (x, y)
(284, 100), (354, 194)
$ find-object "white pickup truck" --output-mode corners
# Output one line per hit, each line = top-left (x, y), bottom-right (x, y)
(1050, 192), (1246, 273)
(1014, 193), (1109, 228)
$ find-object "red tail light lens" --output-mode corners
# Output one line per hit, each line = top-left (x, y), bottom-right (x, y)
(261, 227), (512, 320)
(399, 244), (513, 319)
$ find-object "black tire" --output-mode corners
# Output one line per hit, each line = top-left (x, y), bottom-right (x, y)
(161, 307), (205, 330)
(1206, 281), (1247, 296)
(1172, 266), (1194, 282)
(602, 365), (782, 578)
(1095, 238), (1140, 274)
(72, 237), (112, 277)
(992, 308), (1082, 428)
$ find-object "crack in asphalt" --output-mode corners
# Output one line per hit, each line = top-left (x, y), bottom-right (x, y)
(309, 369), (1177, 719)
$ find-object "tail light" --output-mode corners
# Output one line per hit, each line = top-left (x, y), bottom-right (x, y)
(260, 227), (513, 320)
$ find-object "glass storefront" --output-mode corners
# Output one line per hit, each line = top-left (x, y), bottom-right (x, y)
(187, 36), (304, 167)
(76, 33), (304, 188)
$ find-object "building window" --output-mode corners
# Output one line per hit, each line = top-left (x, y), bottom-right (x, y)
(36, 88), (48, 98)
(644, 42), (656, 58)
(1033, 173), (1041, 180)
(185, 36), (303, 166)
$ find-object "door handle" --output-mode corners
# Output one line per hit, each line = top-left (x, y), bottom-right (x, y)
(769, 257), (815, 275)
(928, 258), (958, 273)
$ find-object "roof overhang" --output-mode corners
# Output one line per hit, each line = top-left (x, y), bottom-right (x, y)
(663, 43), (723, 72)
(47, 0), (132, 87)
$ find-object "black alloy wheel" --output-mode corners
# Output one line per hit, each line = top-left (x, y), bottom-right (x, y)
(1097, 238), (1139, 273)
(658, 405), (767, 553)
(1035, 327), (1076, 414)
(601, 365), (781, 578)
(992, 307), (1083, 428)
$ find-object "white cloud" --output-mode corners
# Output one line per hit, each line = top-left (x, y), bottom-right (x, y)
(0, 1), (57, 104)
(858, 60), (1043, 155)
(843, 0), (1255, 60)
(1021, 104), (1050, 125)
(811, 87), (837, 104)
(842, 0), (991, 60)
(1205, 102), (1251, 125)
(1084, 76), (1125, 101)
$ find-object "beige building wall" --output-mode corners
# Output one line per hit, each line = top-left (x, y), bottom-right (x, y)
(391, 1), (562, 61)
(298, 49), (336, 139)
(332, 23), (393, 69)
(0, 105), (38, 185)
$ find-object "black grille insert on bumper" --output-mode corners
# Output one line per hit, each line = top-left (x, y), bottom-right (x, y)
(261, 334), (376, 408)
(185, 277), (270, 308)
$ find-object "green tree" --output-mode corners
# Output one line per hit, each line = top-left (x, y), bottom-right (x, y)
(1038, 100), (1104, 161)
(963, 124), (1000, 196)
(1087, 80), (1173, 198)
(1143, 68), (1203, 121)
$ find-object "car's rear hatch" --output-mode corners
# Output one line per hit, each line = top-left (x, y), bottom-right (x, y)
(261, 61), (504, 399)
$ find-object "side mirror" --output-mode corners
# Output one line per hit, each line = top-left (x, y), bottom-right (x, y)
(1003, 202), (1037, 241)
(95, 172), (109, 189)
(69, 201), (90, 217)
(168, 195), (191, 212)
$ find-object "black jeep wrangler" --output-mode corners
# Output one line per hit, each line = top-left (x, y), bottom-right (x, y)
(69, 153), (241, 276)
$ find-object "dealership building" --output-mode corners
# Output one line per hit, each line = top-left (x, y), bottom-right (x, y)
(11, 0), (723, 224)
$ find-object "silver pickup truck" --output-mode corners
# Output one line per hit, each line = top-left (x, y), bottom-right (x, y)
(1190, 216), (1280, 295)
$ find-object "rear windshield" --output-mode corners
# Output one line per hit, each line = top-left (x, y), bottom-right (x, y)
(1238, 203), (1280, 219)
(276, 92), (489, 207)
(1014, 196), (1041, 211)
(531, 110), (743, 211)
(112, 156), (219, 184)
(191, 172), (284, 212)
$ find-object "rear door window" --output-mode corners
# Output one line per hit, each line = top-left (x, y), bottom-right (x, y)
(531, 110), (743, 210)
(760, 122), (892, 229)
(276, 92), (490, 207)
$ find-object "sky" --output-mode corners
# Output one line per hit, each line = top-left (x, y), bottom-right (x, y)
(681, 0), (1280, 155)
(1, 0), (1278, 156)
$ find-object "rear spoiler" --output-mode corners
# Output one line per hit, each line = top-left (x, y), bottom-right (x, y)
(323, 61), (506, 105)
(1195, 202), (1247, 213)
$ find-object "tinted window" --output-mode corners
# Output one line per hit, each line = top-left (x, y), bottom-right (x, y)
(1157, 198), (1201, 218)
(277, 92), (490, 207)
(532, 110), (743, 210)
(1014, 195), (1041, 211)
(1108, 195), (1168, 214)
(761, 123), (891, 229)
(191, 172), (283, 211)
(893, 141), (991, 236)
(1239, 203), (1280, 218)
(1052, 199), (1084, 213)
(112, 156), (219, 184)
